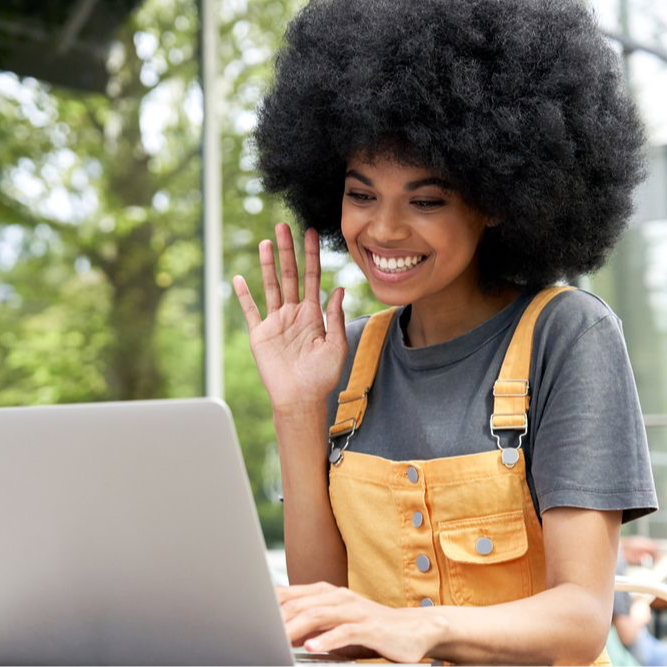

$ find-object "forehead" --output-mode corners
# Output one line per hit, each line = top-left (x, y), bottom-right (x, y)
(346, 154), (441, 182)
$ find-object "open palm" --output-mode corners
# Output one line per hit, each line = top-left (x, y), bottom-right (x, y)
(233, 224), (347, 411)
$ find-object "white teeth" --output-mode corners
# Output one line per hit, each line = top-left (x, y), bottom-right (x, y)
(371, 252), (425, 273)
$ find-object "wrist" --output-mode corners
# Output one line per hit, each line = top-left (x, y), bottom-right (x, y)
(272, 402), (328, 422)
(273, 405), (330, 467)
(423, 608), (455, 659)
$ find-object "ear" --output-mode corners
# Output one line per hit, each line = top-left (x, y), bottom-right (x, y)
(484, 215), (500, 228)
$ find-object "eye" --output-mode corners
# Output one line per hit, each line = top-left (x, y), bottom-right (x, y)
(411, 199), (446, 210)
(345, 191), (375, 204)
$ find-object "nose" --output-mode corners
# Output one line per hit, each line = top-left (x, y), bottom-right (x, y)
(366, 203), (410, 244)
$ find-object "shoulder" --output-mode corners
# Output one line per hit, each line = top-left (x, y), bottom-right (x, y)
(527, 288), (633, 400)
(534, 288), (622, 346)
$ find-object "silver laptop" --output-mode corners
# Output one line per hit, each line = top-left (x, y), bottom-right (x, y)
(0, 398), (298, 666)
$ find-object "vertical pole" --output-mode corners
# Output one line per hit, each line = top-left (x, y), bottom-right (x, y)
(201, 0), (224, 399)
(619, 0), (632, 85)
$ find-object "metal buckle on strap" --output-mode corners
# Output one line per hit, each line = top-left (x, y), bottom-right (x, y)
(329, 417), (357, 436)
(489, 414), (528, 469)
(337, 388), (369, 404)
(328, 418), (357, 466)
(493, 380), (529, 397)
(490, 413), (528, 432)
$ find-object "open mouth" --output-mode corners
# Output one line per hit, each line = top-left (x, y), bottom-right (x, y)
(369, 251), (427, 274)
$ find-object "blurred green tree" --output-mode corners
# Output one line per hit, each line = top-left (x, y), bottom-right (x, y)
(0, 0), (203, 402)
(0, 0), (381, 544)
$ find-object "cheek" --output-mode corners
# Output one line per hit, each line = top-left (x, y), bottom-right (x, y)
(431, 217), (486, 261)
(340, 207), (361, 252)
(340, 215), (369, 274)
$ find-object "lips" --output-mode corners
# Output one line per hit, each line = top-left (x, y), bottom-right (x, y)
(363, 247), (429, 282)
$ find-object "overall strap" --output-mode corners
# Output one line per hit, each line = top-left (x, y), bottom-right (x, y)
(491, 285), (575, 435)
(329, 309), (396, 439)
(329, 286), (574, 444)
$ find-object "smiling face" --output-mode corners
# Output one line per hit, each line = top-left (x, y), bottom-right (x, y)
(341, 155), (490, 310)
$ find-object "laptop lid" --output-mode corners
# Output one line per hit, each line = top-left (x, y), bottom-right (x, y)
(0, 398), (294, 666)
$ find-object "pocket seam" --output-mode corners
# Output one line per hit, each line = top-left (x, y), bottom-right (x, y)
(438, 509), (528, 565)
(438, 509), (532, 606)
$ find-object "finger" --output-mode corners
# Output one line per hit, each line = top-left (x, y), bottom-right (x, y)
(303, 227), (321, 303)
(232, 275), (261, 330)
(275, 223), (300, 304)
(292, 630), (322, 649)
(280, 589), (350, 624)
(304, 623), (364, 655)
(285, 602), (359, 646)
(275, 586), (289, 602)
(284, 606), (339, 646)
(259, 239), (282, 313)
(276, 582), (335, 604)
(325, 288), (346, 348)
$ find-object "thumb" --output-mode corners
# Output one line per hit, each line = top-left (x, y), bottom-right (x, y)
(325, 287), (346, 349)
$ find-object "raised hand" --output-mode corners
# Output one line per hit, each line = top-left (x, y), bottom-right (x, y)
(232, 223), (347, 413)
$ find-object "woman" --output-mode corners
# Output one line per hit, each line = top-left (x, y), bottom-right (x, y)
(233, 0), (658, 663)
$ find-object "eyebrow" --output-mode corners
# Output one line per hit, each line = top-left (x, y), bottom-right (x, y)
(345, 170), (450, 192)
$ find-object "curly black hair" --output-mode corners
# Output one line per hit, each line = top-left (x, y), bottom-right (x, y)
(254, 0), (645, 291)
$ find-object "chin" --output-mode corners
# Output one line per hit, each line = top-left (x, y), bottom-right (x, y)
(368, 285), (412, 308)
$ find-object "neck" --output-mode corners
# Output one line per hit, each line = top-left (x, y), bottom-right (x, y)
(405, 285), (520, 348)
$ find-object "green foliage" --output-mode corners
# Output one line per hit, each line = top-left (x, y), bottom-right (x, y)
(0, 0), (385, 544)
(0, 0), (203, 403)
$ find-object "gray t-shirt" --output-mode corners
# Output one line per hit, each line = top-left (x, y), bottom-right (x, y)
(326, 289), (658, 523)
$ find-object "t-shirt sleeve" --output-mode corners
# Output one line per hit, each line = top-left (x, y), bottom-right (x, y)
(530, 306), (658, 523)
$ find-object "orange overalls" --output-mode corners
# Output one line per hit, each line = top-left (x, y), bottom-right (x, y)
(328, 286), (611, 665)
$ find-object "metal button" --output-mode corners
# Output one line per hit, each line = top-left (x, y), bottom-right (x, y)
(328, 447), (343, 465)
(416, 555), (431, 572)
(406, 466), (419, 483)
(501, 448), (520, 468)
(412, 511), (424, 528)
(475, 537), (494, 556)
(420, 597), (435, 607)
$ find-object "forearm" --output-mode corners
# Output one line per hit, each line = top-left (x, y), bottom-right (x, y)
(427, 583), (611, 665)
(274, 406), (348, 587)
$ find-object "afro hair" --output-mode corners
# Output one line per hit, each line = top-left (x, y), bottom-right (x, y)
(254, 0), (646, 291)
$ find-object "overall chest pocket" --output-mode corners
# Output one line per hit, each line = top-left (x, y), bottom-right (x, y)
(438, 509), (532, 606)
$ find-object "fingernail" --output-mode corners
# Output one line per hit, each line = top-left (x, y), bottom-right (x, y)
(305, 640), (321, 652)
